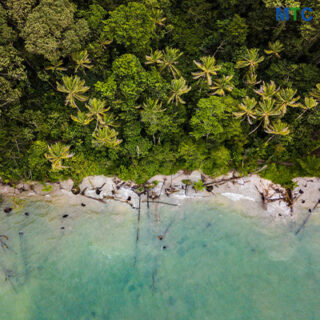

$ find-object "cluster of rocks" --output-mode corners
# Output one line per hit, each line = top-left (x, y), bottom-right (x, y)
(1, 171), (319, 219)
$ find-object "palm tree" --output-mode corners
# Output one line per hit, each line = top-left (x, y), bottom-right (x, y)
(236, 48), (264, 73)
(245, 72), (261, 87)
(71, 111), (93, 125)
(45, 143), (74, 171)
(168, 77), (191, 105)
(255, 81), (278, 100)
(276, 88), (300, 115)
(264, 41), (284, 59)
(210, 75), (233, 96)
(45, 60), (67, 73)
(158, 47), (183, 78)
(296, 97), (318, 120)
(256, 98), (281, 127)
(152, 9), (166, 27)
(265, 120), (290, 135)
(233, 96), (257, 124)
(92, 126), (122, 148)
(85, 98), (110, 129)
(102, 113), (119, 128)
(71, 50), (93, 73)
(56, 76), (89, 110)
(145, 50), (163, 65)
(310, 83), (320, 101)
(192, 56), (222, 86)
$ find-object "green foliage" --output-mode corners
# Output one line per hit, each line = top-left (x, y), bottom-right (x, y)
(103, 2), (155, 54)
(21, 0), (89, 61)
(193, 180), (205, 191)
(1, 0), (320, 188)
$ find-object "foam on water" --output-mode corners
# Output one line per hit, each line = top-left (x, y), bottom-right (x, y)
(0, 197), (320, 319)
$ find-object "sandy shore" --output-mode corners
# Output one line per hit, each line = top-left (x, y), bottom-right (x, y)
(0, 171), (319, 220)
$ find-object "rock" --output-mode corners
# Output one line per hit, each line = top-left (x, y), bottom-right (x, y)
(292, 177), (320, 210)
(79, 176), (116, 199)
(114, 187), (140, 208)
(16, 183), (31, 191)
(59, 179), (74, 192)
(32, 183), (59, 195)
(4, 207), (12, 213)
(0, 185), (18, 195)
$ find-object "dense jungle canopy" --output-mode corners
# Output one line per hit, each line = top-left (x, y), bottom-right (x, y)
(1, 0), (320, 186)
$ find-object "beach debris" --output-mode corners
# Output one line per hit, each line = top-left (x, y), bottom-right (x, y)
(157, 235), (163, 240)
(0, 235), (9, 249)
(62, 214), (69, 218)
(295, 199), (320, 235)
(24, 212), (30, 217)
(81, 203), (86, 207)
(4, 207), (12, 214)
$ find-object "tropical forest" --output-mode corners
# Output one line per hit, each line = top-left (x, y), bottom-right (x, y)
(1, 0), (320, 187)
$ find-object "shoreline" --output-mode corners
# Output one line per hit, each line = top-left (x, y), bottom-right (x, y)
(1, 171), (320, 220)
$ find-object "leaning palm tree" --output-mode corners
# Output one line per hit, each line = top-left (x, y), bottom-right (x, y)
(168, 77), (191, 106)
(45, 143), (74, 171)
(235, 48), (264, 73)
(71, 50), (93, 73)
(56, 76), (89, 110)
(71, 111), (93, 125)
(264, 41), (284, 59)
(85, 98), (110, 129)
(145, 49), (163, 65)
(276, 88), (300, 115)
(158, 47), (183, 78)
(210, 75), (233, 96)
(296, 97), (318, 120)
(265, 120), (290, 136)
(233, 96), (257, 124)
(192, 56), (222, 86)
(256, 98), (281, 127)
(255, 81), (278, 100)
(92, 126), (122, 148)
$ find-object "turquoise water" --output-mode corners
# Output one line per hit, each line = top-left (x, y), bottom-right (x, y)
(0, 197), (320, 319)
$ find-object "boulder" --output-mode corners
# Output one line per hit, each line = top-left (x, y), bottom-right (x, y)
(59, 179), (74, 192)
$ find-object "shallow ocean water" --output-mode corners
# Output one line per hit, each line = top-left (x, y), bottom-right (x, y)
(0, 197), (320, 320)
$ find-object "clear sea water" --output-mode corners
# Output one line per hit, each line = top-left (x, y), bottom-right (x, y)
(0, 197), (320, 320)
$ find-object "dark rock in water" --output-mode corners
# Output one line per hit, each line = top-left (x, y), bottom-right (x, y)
(206, 222), (212, 228)
(4, 207), (12, 213)
(61, 227), (65, 230)
(206, 186), (213, 192)
(251, 248), (256, 253)
(162, 245), (167, 250)
(24, 212), (30, 217)
(202, 243), (207, 248)
(308, 209), (312, 213)
(81, 203), (86, 207)
(19, 231), (24, 238)
(91, 311), (96, 317)
(62, 214), (69, 219)
(71, 186), (80, 195)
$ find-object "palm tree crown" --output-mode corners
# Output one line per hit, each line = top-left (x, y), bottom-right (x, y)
(57, 76), (89, 110)
(168, 77), (191, 105)
(192, 56), (222, 86)
(45, 143), (74, 171)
